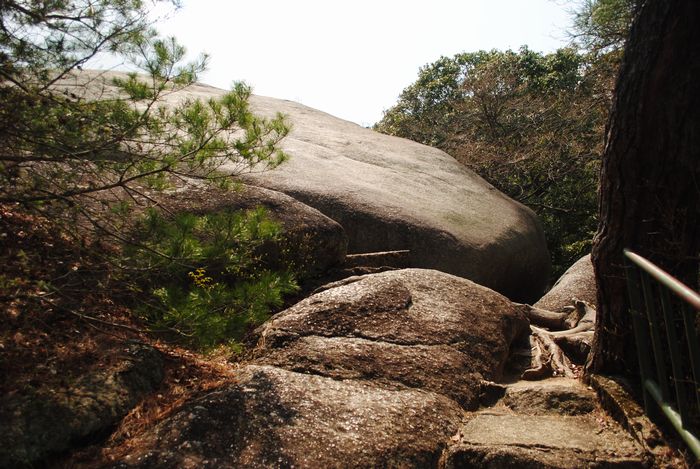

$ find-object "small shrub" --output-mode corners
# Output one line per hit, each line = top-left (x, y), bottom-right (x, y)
(124, 207), (299, 349)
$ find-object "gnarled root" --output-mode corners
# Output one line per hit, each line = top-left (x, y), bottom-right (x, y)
(519, 304), (575, 330)
(554, 331), (594, 364)
(520, 299), (596, 380)
(522, 326), (576, 380)
(550, 300), (595, 336)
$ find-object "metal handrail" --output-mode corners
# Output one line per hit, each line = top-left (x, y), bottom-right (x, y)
(624, 250), (700, 310)
(624, 249), (700, 459)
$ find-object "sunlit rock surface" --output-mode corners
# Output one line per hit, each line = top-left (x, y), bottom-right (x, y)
(59, 70), (550, 302)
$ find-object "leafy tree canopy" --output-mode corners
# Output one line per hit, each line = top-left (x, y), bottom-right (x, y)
(375, 0), (640, 278)
(376, 47), (607, 277)
(571, 0), (638, 56)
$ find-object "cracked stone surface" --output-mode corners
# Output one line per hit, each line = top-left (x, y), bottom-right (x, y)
(254, 335), (485, 409)
(442, 378), (649, 468)
(502, 378), (598, 416)
(252, 268), (529, 409)
(110, 269), (650, 468)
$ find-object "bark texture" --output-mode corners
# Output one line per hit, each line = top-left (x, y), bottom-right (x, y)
(590, 0), (700, 374)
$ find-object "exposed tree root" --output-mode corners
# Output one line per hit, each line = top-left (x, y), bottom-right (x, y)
(520, 299), (596, 380)
(550, 301), (595, 337)
(554, 331), (594, 364)
(520, 304), (575, 330)
(522, 327), (576, 379)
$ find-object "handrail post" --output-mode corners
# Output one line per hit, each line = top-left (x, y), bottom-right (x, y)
(639, 272), (671, 401)
(681, 302), (700, 412)
(624, 255), (654, 414)
(658, 287), (692, 426)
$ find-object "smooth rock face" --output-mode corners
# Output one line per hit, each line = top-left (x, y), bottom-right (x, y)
(253, 268), (530, 409)
(535, 254), (596, 312)
(243, 95), (550, 302)
(117, 365), (464, 469)
(57, 70), (550, 302)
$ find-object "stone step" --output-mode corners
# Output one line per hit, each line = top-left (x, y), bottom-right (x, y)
(501, 378), (597, 416)
(442, 378), (650, 468)
(443, 412), (649, 468)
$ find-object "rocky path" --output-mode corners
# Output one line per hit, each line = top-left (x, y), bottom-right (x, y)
(113, 268), (654, 468)
(2, 72), (673, 467)
(445, 379), (648, 467)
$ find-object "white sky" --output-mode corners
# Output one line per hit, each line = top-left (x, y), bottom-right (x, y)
(145, 0), (574, 127)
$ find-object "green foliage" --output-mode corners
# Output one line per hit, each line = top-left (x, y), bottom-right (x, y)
(375, 0), (641, 278)
(0, 1), (289, 223)
(0, 1), (295, 350)
(376, 51), (489, 147)
(571, 0), (638, 55)
(125, 208), (299, 349)
(376, 47), (608, 277)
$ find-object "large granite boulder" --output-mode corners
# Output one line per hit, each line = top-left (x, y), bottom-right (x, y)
(534, 254), (596, 312)
(58, 70), (550, 302)
(242, 96), (550, 302)
(253, 268), (530, 409)
(115, 269), (530, 467)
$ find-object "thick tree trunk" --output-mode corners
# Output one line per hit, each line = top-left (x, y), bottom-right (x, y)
(589, 1), (700, 375)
